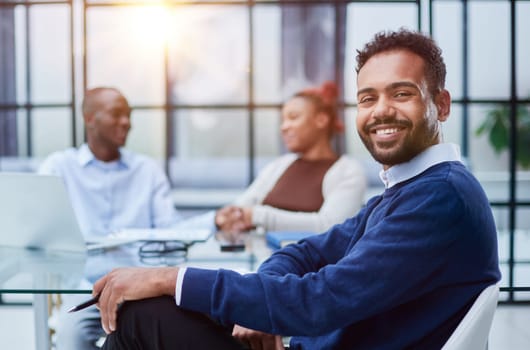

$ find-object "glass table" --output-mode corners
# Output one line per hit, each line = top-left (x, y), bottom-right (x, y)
(0, 232), (272, 350)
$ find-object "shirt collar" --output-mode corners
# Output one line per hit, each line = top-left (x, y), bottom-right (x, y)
(379, 143), (462, 189)
(77, 143), (130, 169)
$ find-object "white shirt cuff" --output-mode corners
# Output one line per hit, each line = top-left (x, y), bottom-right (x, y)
(174, 267), (187, 306)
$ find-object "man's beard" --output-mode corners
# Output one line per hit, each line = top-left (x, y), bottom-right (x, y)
(359, 117), (438, 166)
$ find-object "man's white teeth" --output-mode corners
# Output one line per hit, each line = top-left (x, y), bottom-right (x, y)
(376, 128), (399, 135)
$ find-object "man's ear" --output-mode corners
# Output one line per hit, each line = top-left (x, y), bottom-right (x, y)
(435, 89), (451, 122)
(84, 113), (96, 129)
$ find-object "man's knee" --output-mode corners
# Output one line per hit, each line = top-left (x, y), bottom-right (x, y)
(116, 296), (176, 329)
(105, 296), (245, 350)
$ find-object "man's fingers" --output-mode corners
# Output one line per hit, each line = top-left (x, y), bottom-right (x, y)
(95, 267), (178, 335)
(232, 325), (281, 350)
(92, 273), (108, 298)
(100, 290), (120, 334)
(98, 273), (122, 334)
(275, 335), (285, 350)
(99, 289), (111, 334)
(107, 293), (120, 333)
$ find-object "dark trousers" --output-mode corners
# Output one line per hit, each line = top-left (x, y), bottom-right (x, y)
(102, 296), (247, 350)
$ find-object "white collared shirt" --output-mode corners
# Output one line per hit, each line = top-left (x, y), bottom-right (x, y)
(379, 143), (462, 189)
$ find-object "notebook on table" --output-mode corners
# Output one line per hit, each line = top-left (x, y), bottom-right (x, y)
(104, 228), (213, 244)
(0, 173), (212, 253)
(266, 231), (315, 250)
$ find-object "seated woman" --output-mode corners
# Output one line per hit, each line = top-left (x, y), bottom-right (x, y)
(215, 82), (366, 234)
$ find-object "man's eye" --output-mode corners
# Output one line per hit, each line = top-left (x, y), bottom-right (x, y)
(358, 96), (374, 104)
(395, 91), (412, 98)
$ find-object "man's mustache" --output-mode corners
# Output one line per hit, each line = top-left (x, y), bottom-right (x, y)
(363, 118), (412, 134)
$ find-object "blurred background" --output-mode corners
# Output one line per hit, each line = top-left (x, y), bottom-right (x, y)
(0, 0), (529, 303)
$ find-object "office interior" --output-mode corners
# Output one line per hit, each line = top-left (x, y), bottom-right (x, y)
(0, 0), (529, 348)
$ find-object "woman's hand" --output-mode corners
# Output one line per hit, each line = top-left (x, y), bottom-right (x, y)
(215, 206), (254, 233)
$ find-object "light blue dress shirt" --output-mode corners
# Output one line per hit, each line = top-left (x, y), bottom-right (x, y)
(38, 144), (179, 237)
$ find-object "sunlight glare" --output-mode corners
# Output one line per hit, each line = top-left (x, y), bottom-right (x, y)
(128, 5), (171, 51)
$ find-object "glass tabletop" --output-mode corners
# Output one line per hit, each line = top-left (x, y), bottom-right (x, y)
(0, 232), (271, 294)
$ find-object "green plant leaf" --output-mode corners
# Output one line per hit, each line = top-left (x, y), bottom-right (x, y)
(476, 103), (530, 168)
(517, 114), (530, 168)
(489, 117), (509, 153)
(476, 115), (494, 136)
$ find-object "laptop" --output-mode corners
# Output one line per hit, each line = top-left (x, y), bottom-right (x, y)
(0, 172), (212, 253)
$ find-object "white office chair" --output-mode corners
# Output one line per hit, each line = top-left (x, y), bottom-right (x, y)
(441, 283), (500, 350)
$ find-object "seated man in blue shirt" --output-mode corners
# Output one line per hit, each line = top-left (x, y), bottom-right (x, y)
(39, 87), (180, 350)
(93, 30), (500, 349)
(39, 87), (178, 236)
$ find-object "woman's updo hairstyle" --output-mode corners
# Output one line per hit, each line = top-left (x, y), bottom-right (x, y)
(294, 81), (344, 136)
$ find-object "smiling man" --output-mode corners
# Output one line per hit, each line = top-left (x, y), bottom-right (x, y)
(95, 30), (500, 350)
(39, 87), (179, 236)
(38, 87), (180, 350)
(355, 35), (450, 169)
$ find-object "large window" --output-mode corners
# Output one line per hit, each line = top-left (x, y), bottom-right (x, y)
(0, 0), (75, 165)
(1, 0), (529, 302)
(430, 0), (530, 303)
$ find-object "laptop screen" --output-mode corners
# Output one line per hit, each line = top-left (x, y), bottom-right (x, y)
(0, 172), (87, 253)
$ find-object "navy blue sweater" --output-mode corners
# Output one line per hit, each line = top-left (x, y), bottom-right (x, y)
(181, 161), (500, 349)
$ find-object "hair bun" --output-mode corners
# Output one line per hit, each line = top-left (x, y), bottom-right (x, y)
(319, 81), (338, 104)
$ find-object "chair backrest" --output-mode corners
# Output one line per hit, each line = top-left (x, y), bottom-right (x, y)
(441, 283), (500, 350)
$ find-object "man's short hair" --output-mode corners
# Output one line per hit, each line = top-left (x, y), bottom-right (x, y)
(356, 28), (446, 96)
